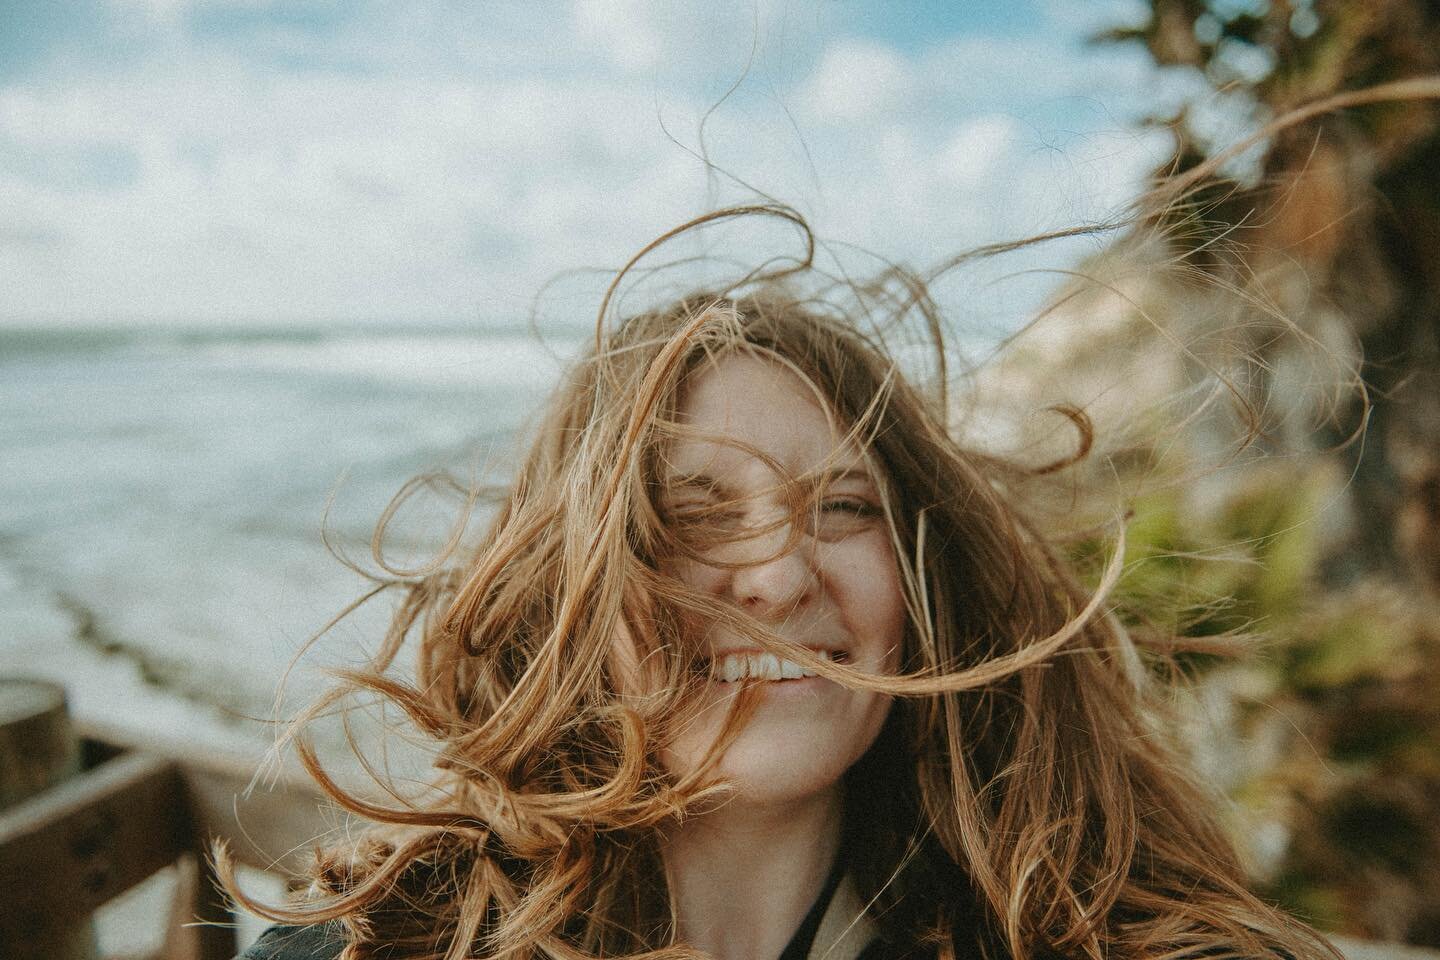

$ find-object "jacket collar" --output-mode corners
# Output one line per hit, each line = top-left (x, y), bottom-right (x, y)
(807, 873), (880, 960)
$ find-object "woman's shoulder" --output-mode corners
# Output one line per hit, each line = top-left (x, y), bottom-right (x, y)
(236, 924), (346, 960)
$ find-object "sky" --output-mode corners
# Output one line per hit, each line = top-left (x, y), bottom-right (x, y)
(0, 0), (1177, 327)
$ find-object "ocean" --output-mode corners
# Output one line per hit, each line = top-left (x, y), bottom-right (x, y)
(0, 323), (576, 761)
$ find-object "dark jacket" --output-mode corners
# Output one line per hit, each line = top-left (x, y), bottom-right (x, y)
(237, 866), (912, 960)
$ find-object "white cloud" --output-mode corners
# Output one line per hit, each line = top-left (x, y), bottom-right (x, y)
(105, 0), (192, 27)
(0, 2), (1167, 326)
(1039, 0), (1149, 35)
(571, 0), (664, 73)
(939, 115), (1019, 185)
(798, 39), (916, 123)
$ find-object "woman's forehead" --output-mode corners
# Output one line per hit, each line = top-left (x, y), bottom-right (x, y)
(665, 353), (870, 481)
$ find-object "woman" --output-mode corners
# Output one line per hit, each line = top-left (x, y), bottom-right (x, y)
(227, 215), (1339, 960)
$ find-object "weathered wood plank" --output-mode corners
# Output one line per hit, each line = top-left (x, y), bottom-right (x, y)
(1, 679), (96, 959)
(0, 751), (188, 941)
(80, 719), (337, 876)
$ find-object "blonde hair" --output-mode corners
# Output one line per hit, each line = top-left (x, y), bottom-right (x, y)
(217, 216), (1343, 960)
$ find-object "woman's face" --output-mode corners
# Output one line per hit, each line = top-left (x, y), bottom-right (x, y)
(653, 353), (905, 807)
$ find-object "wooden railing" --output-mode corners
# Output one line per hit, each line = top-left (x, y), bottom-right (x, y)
(4, 712), (1440, 960)
(0, 718), (329, 960)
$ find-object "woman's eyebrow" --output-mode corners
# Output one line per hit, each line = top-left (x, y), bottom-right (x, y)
(821, 465), (877, 486)
(659, 472), (737, 500)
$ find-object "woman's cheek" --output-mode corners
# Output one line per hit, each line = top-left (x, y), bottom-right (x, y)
(827, 533), (907, 673)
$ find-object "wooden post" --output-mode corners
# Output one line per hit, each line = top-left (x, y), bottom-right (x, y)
(0, 677), (82, 810)
(161, 852), (240, 960)
(0, 677), (97, 959)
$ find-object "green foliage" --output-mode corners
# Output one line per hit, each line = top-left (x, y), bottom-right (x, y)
(1084, 0), (1440, 945)
(1075, 466), (1325, 646)
(1073, 466), (1440, 944)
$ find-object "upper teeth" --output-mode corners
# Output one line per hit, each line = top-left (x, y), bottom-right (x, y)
(712, 650), (834, 682)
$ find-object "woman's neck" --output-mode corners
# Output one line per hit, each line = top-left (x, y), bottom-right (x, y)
(660, 786), (844, 960)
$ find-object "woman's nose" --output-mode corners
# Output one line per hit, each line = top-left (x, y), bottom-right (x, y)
(726, 519), (818, 616)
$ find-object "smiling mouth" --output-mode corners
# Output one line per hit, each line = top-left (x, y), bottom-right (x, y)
(706, 649), (849, 682)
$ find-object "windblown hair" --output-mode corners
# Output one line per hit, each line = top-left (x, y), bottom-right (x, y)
(218, 212), (1342, 960)
(213, 75), (1440, 960)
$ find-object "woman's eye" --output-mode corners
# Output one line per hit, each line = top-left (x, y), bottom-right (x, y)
(664, 504), (743, 531)
(820, 497), (875, 516)
(808, 496), (880, 539)
(660, 494), (879, 543)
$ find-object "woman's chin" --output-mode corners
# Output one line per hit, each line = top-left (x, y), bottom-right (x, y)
(662, 692), (892, 809)
(716, 759), (848, 808)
